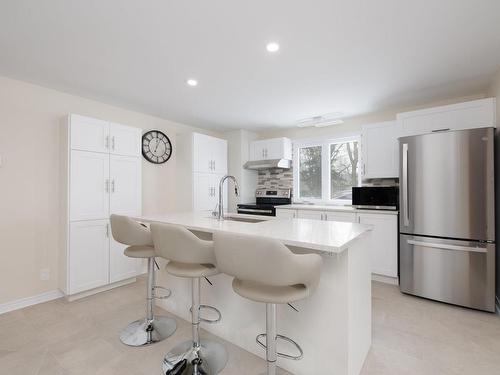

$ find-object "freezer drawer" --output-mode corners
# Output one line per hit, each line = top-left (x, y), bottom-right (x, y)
(399, 234), (495, 312)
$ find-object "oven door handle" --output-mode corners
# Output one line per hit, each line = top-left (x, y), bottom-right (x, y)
(237, 208), (274, 214)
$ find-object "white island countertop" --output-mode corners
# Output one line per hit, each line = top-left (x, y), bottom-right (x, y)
(134, 212), (371, 256)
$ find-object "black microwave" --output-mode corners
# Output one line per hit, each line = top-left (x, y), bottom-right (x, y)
(352, 186), (399, 210)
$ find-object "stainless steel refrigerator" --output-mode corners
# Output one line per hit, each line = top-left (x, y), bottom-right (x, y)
(399, 127), (496, 312)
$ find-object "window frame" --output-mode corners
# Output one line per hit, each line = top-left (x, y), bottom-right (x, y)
(293, 133), (362, 204)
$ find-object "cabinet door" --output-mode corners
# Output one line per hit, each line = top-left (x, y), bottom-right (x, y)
(193, 173), (213, 211)
(276, 209), (296, 219)
(361, 121), (399, 179)
(109, 123), (141, 157)
(212, 138), (227, 174)
(397, 98), (496, 137)
(109, 155), (142, 216)
(109, 236), (141, 283)
(69, 220), (110, 294)
(70, 151), (110, 221)
(297, 210), (324, 220)
(212, 174), (228, 212)
(193, 133), (213, 173)
(251, 140), (268, 161)
(70, 114), (110, 153)
(325, 211), (356, 223)
(358, 213), (398, 278)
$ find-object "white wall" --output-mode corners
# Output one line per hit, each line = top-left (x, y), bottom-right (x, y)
(255, 94), (488, 140)
(0, 75), (221, 306)
(226, 129), (258, 212)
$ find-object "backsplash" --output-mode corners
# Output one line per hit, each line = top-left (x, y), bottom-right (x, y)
(257, 168), (293, 193)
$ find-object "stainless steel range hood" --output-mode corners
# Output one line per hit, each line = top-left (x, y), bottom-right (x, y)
(243, 159), (292, 170)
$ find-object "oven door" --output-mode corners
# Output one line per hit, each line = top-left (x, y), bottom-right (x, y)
(237, 205), (275, 216)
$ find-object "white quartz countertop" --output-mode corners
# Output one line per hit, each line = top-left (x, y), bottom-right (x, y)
(133, 212), (371, 256)
(277, 204), (399, 215)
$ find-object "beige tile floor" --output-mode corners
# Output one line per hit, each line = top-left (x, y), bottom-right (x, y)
(0, 279), (499, 375)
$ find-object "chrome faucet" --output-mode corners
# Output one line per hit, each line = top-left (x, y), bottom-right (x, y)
(215, 175), (239, 221)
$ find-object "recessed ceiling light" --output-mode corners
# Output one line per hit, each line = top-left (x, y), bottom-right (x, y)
(186, 79), (198, 87)
(266, 42), (280, 53)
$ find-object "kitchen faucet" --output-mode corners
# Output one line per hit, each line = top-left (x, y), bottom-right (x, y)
(215, 175), (239, 221)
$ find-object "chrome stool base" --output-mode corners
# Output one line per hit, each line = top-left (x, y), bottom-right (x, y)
(120, 315), (177, 347)
(162, 339), (228, 375)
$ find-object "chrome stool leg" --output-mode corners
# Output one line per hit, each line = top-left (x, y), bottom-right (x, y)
(120, 257), (177, 346)
(163, 277), (228, 375)
(257, 304), (303, 375)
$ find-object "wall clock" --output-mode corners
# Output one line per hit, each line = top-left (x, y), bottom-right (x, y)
(142, 130), (172, 164)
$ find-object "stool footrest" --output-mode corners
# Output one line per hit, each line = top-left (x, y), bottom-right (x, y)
(153, 286), (172, 300)
(189, 304), (222, 324)
(256, 333), (304, 360)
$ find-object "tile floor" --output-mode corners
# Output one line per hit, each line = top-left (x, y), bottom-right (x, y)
(0, 279), (499, 375)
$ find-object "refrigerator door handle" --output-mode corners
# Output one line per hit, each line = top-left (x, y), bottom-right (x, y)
(402, 143), (409, 227)
(407, 239), (487, 253)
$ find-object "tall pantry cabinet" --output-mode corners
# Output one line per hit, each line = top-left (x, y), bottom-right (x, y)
(176, 132), (228, 212)
(60, 114), (143, 299)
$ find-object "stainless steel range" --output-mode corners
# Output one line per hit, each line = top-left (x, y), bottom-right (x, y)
(237, 188), (292, 216)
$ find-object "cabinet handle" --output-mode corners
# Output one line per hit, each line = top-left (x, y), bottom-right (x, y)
(105, 135), (109, 149)
(111, 136), (115, 150)
(213, 160), (215, 170)
(111, 179), (115, 193)
(105, 179), (110, 193)
(106, 223), (109, 238)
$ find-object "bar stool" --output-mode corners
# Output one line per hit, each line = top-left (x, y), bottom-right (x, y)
(110, 215), (177, 346)
(151, 222), (228, 375)
(214, 231), (322, 375)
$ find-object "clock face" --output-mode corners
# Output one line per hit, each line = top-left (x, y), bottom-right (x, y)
(142, 130), (172, 164)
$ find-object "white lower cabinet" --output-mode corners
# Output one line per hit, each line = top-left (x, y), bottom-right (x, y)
(324, 211), (356, 223)
(276, 207), (398, 279)
(109, 237), (142, 283)
(357, 213), (398, 278)
(276, 209), (296, 219)
(297, 209), (324, 220)
(69, 220), (110, 294)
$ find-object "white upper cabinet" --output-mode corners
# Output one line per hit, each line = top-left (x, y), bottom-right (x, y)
(193, 133), (228, 174)
(70, 114), (109, 153)
(361, 121), (400, 179)
(109, 155), (142, 216)
(70, 150), (110, 221)
(250, 137), (292, 161)
(397, 98), (496, 137)
(109, 122), (141, 157)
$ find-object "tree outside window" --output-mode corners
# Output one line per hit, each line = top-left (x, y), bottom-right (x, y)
(295, 136), (360, 203)
(330, 141), (359, 200)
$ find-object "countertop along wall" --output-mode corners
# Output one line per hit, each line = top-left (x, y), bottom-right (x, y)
(0, 75), (222, 306)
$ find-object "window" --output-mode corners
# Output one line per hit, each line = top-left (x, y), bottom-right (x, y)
(294, 135), (361, 203)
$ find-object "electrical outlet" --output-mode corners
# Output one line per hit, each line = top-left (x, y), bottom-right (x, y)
(40, 268), (50, 281)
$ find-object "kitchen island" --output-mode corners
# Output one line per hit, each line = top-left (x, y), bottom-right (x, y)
(135, 212), (372, 375)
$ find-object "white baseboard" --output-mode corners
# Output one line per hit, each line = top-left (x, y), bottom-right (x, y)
(371, 273), (399, 285)
(0, 290), (64, 315)
(66, 277), (136, 302)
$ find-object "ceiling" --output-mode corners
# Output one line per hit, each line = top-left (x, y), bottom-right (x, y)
(0, 0), (499, 131)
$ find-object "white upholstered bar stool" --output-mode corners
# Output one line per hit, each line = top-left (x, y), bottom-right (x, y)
(214, 231), (323, 375)
(110, 214), (177, 346)
(151, 222), (228, 375)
